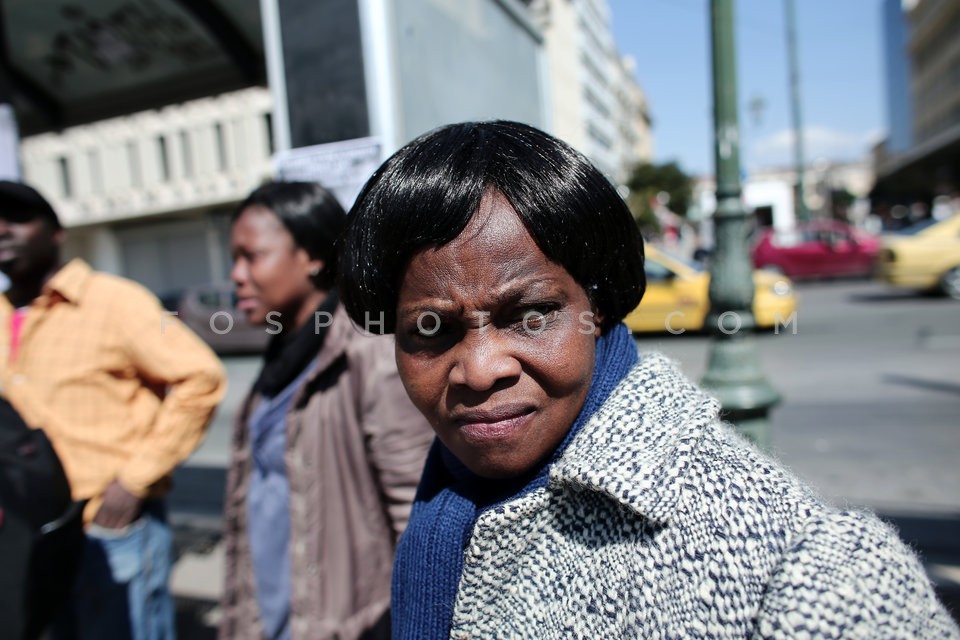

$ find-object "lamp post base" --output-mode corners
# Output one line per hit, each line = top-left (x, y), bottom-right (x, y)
(701, 333), (781, 448)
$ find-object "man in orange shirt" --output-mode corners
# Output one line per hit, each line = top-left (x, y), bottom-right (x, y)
(0, 181), (227, 640)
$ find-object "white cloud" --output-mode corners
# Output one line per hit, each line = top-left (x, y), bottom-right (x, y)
(745, 125), (884, 170)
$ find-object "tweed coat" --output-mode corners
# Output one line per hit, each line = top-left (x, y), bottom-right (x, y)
(444, 353), (959, 639)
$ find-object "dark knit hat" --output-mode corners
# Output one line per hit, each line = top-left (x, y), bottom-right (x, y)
(0, 181), (62, 229)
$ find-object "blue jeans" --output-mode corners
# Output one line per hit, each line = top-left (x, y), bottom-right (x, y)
(51, 502), (175, 640)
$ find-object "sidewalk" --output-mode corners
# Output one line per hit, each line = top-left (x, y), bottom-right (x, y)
(171, 523), (223, 640)
(168, 465), (227, 640)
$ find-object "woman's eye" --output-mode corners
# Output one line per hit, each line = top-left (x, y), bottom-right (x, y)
(410, 312), (447, 338)
(414, 324), (444, 338)
(396, 313), (462, 354)
(514, 306), (559, 333)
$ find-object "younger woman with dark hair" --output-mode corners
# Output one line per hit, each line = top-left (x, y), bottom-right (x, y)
(338, 122), (958, 639)
(219, 181), (432, 640)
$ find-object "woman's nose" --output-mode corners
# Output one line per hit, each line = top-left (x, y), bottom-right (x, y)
(449, 331), (521, 391)
(229, 259), (247, 285)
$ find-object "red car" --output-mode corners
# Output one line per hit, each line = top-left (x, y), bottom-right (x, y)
(751, 220), (880, 279)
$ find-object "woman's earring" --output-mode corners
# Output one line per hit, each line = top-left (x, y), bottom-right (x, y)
(309, 266), (321, 277)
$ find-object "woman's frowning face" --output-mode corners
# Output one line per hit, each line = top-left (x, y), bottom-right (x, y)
(395, 191), (600, 479)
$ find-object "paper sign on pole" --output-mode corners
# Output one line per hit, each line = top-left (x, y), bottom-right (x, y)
(273, 136), (382, 210)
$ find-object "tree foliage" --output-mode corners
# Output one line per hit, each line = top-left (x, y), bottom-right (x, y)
(830, 188), (856, 220)
(624, 161), (693, 235)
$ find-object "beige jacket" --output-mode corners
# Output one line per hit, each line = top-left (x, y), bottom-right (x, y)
(219, 305), (433, 640)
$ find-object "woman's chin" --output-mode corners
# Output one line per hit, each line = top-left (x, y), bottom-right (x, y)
(455, 447), (538, 480)
(242, 308), (269, 327)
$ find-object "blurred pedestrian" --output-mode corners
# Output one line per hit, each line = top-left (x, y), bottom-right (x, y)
(337, 121), (960, 638)
(0, 180), (227, 640)
(0, 394), (83, 640)
(219, 182), (432, 640)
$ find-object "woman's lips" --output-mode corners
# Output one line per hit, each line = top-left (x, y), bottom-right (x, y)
(235, 297), (258, 312)
(454, 406), (535, 444)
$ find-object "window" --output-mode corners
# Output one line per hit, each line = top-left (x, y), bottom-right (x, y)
(57, 156), (72, 198)
(157, 135), (170, 181)
(214, 122), (228, 171)
(644, 258), (675, 281)
(586, 122), (612, 150)
(264, 112), (275, 155)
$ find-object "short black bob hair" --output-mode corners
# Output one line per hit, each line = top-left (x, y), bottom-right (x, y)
(234, 181), (346, 290)
(337, 120), (646, 333)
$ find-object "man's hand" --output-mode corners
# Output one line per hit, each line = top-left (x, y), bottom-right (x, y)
(93, 480), (143, 529)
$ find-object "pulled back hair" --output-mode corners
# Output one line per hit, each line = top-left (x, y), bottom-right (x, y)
(234, 181), (346, 290)
(337, 120), (646, 333)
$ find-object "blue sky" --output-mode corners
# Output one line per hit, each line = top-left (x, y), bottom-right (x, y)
(608, 0), (887, 177)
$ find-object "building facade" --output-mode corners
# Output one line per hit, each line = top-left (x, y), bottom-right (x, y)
(17, 0), (551, 299)
(908, 0), (960, 146)
(694, 160), (876, 237)
(525, 0), (653, 183)
(883, 0), (914, 153)
(18, 0), (654, 299)
(21, 87), (273, 297)
(875, 0), (960, 199)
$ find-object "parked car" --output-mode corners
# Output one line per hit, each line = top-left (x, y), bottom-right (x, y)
(177, 283), (272, 354)
(624, 245), (797, 333)
(876, 213), (960, 299)
(751, 220), (881, 279)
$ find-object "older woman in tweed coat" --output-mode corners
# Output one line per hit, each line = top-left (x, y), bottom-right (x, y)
(336, 120), (959, 639)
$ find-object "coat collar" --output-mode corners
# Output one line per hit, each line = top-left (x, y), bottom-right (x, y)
(0, 258), (90, 313)
(307, 302), (366, 377)
(236, 303), (374, 433)
(41, 258), (91, 305)
(550, 352), (720, 526)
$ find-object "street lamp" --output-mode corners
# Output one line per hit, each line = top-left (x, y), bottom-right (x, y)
(701, 0), (780, 447)
(785, 0), (809, 222)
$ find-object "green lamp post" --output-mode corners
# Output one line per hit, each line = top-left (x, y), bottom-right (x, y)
(701, 0), (780, 447)
(785, 0), (809, 222)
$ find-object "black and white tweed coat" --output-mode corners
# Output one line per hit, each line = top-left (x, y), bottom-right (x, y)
(448, 353), (959, 639)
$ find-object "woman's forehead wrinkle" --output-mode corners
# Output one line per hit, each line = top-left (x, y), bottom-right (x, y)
(400, 190), (556, 313)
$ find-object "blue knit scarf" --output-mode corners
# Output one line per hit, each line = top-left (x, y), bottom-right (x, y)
(391, 323), (638, 639)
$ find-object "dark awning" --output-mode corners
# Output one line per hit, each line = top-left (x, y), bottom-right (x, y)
(873, 123), (960, 200)
(0, 0), (265, 135)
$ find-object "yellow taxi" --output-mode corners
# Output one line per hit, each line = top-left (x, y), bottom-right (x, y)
(624, 245), (798, 333)
(877, 213), (960, 299)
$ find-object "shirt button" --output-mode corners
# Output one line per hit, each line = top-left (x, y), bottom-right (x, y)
(307, 563), (317, 574)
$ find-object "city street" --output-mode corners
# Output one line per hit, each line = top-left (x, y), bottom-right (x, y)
(169, 278), (960, 635)
(639, 278), (960, 514)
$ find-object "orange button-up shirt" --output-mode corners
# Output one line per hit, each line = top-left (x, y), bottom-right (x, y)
(0, 259), (227, 524)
